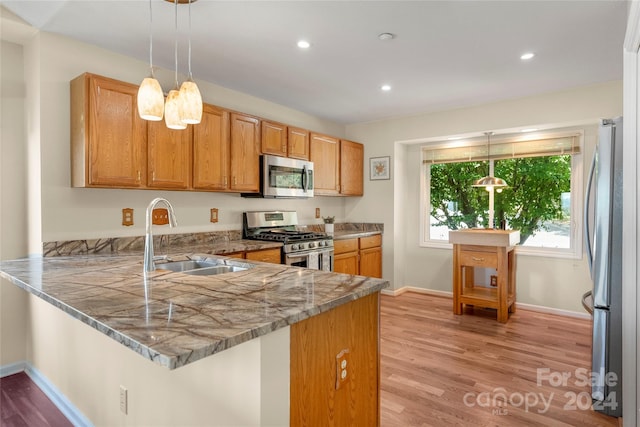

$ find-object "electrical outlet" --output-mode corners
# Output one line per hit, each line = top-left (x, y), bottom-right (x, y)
(119, 385), (128, 415)
(335, 349), (350, 390)
(315, 208), (320, 218)
(490, 275), (498, 287)
(122, 208), (134, 226)
(210, 208), (219, 223)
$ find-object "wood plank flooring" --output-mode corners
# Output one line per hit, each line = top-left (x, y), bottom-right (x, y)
(379, 292), (620, 427)
(0, 372), (72, 427)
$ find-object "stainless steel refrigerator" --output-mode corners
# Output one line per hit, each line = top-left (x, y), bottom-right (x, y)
(583, 116), (623, 417)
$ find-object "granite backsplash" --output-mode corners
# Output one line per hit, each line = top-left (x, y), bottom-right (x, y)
(42, 223), (383, 257)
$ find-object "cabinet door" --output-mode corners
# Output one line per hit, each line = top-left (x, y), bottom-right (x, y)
(147, 121), (192, 189)
(287, 127), (310, 160)
(334, 252), (359, 275)
(340, 140), (364, 196)
(245, 248), (281, 264)
(310, 133), (340, 195)
(72, 74), (146, 188)
(230, 113), (260, 192)
(193, 104), (230, 190)
(359, 246), (382, 278)
(261, 120), (287, 157)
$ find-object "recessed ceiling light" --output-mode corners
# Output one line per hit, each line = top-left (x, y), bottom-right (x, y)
(297, 40), (310, 49)
(378, 33), (395, 41)
(381, 84), (391, 91)
(520, 52), (535, 60)
(521, 128), (538, 132)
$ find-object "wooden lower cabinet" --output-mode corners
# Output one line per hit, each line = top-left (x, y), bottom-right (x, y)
(290, 292), (380, 427)
(333, 235), (382, 278)
(334, 238), (359, 275)
(233, 248), (282, 264)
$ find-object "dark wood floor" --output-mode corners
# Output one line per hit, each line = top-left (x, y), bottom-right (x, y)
(0, 372), (72, 427)
(379, 292), (621, 427)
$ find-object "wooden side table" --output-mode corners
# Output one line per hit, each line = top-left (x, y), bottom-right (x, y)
(449, 230), (520, 323)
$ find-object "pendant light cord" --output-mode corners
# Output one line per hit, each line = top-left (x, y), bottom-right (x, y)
(188, 0), (193, 80)
(148, 0), (154, 77)
(174, 0), (179, 88)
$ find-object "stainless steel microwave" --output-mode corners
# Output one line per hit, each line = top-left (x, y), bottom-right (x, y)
(243, 155), (314, 198)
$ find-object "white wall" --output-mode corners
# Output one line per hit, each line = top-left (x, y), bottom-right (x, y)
(345, 81), (623, 313)
(0, 39), (29, 366)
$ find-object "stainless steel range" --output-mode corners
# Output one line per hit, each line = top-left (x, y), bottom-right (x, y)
(243, 211), (333, 271)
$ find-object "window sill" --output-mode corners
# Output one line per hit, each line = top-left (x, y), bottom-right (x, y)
(419, 240), (582, 260)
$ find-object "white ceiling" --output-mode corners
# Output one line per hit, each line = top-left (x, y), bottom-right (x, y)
(2, 0), (629, 125)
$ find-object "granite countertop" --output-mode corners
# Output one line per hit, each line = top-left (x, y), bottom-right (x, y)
(0, 252), (388, 370)
(331, 230), (382, 240)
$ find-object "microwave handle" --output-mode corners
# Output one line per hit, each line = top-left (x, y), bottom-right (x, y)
(302, 166), (309, 192)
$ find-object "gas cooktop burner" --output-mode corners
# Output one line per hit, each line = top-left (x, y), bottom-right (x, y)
(255, 230), (327, 242)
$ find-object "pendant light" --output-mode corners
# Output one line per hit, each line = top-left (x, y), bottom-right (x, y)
(472, 132), (508, 188)
(179, 0), (203, 124)
(137, 0), (164, 121)
(164, 0), (187, 130)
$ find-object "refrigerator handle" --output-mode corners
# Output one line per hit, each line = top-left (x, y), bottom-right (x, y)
(584, 148), (596, 275)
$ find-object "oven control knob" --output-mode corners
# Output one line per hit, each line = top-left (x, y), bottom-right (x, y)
(309, 242), (316, 248)
(319, 241), (325, 247)
(291, 244), (298, 250)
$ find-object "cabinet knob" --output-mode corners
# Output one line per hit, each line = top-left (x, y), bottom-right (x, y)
(137, 170), (141, 182)
(472, 257), (485, 262)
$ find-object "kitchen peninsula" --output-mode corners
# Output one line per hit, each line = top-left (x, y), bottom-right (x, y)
(0, 250), (387, 426)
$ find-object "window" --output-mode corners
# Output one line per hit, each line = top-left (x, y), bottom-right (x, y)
(420, 132), (583, 258)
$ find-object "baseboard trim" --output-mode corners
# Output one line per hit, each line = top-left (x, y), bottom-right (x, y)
(0, 362), (94, 427)
(0, 360), (27, 377)
(382, 286), (591, 319)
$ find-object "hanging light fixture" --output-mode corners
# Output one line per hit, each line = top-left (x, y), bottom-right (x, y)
(178, 0), (203, 124)
(137, 0), (164, 121)
(164, 0), (187, 130)
(472, 132), (508, 188)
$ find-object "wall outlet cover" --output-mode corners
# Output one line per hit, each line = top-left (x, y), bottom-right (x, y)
(210, 208), (219, 223)
(122, 208), (134, 226)
(335, 348), (350, 390)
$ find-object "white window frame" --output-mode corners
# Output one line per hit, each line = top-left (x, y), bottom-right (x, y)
(419, 131), (584, 259)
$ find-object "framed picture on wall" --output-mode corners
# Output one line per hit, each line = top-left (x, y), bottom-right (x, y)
(369, 156), (390, 180)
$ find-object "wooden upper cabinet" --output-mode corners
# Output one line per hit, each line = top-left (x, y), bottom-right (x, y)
(310, 133), (340, 195)
(193, 104), (230, 190)
(261, 120), (287, 157)
(71, 73), (146, 188)
(230, 112), (260, 192)
(340, 140), (364, 196)
(147, 121), (192, 189)
(287, 127), (310, 160)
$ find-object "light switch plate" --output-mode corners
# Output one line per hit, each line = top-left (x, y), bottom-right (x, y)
(152, 208), (169, 225)
(315, 208), (320, 219)
(210, 208), (218, 223)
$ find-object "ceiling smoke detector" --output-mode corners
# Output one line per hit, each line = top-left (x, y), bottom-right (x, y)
(378, 33), (395, 41)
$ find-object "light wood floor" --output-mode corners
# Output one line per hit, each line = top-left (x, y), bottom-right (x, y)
(379, 292), (620, 427)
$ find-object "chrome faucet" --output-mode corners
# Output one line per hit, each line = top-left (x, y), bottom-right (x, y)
(144, 197), (178, 273)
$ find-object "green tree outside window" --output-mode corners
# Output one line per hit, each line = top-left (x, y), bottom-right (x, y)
(429, 155), (572, 245)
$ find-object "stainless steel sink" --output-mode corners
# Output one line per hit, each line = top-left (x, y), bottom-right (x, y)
(155, 259), (249, 276)
(184, 265), (248, 276)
